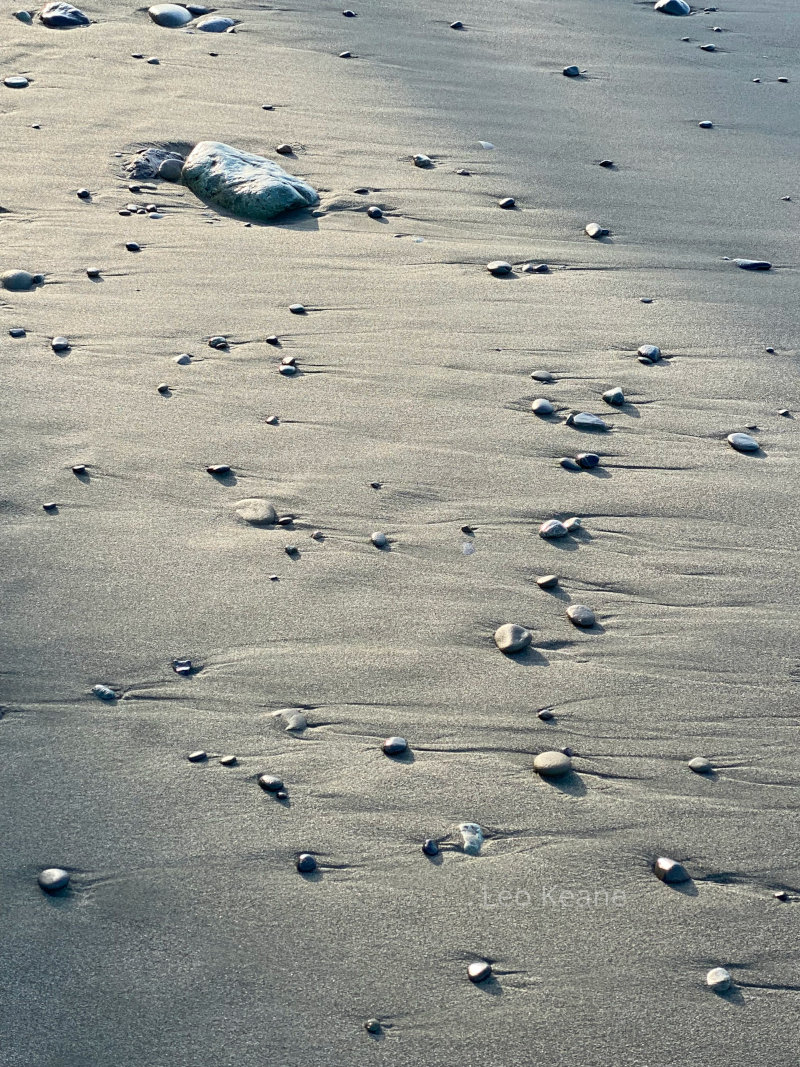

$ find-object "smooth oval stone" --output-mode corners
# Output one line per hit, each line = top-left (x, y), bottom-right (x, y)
(14, 10), (34, 22)
(487, 260), (512, 275)
(187, 750), (207, 762)
(585, 222), (609, 238)
(51, 337), (70, 351)
(92, 684), (117, 701)
(86, 267), (101, 278)
(734, 258), (771, 271)
(537, 708), (555, 721)
(208, 336), (228, 348)
(339, 50), (352, 57)
(157, 157), (183, 181)
(42, 501), (58, 511)
(148, 4), (192, 27)
(698, 120), (714, 128)
(195, 15), (235, 31)
(182, 141), (318, 220)
(2, 270), (39, 291)
(296, 853), (316, 873)
(599, 159), (614, 167)
(468, 961), (492, 983)
(569, 412), (608, 430)
(157, 382), (170, 394)
(38, 868), (70, 892)
(412, 154), (433, 167)
(563, 516), (581, 531)
(234, 499), (277, 525)
(637, 344), (661, 361)
(76, 188), (91, 200)
(494, 623), (532, 653)
(531, 398), (554, 416)
(654, 856), (690, 883)
(4, 76), (30, 88)
(688, 756), (712, 774)
(72, 464), (87, 475)
(654, 0), (690, 12)
(125, 241), (140, 252)
(370, 531), (388, 548)
(288, 303), (306, 314)
(207, 464), (231, 475)
(602, 386), (625, 405)
(422, 838), (439, 856)
(10, 327), (26, 337)
(258, 773), (284, 792)
(219, 754), (237, 766)
(458, 822), (484, 855)
(576, 452), (600, 469)
(450, 20), (463, 28)
(174, 352), (192, 364)
(562, 65), (581, 77)
(531, 370), (554, 382)
(560, 457), (581, 470)
(699, 43), (716, 51)
(727, 432), (759, 452)
(366, 205), (383, 218)
(282, 710), (308, 732)
(706, 967), (732, 992)
(39, 2), (90, 27)
(536, 574), (558, 588)
(364, 1019), (381, 1034)
(382, 736), (408, 756)
(534, 750), (572, 777)
(279, 363), (298, 376)
(566, 603), (595, 627)
(539, 519), (568, 538)
(498, 197), (515, 209)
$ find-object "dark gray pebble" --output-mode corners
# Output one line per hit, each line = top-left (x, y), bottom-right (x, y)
(654, 856), (689, 883)
(38, 868), (70, 892)
(688, 756), (712, 773)
(86, 267), (101, 278)
(125, 241), (140, 252)
(364, 1019), (381, 1034)
(208, 336), (228, 349)
(540, 518), (568, 538)
(187, 750), (207, 762)
(498, 197), (515, 209)
(10, 328), (26, 338)
(536, 574), (559, 589)
(531, 398), (554, 416)
(560, 457), (581, 471)
(72, 464), (87, 475)
(450, 20), (463, 29)
(531, 370), (554, 383)
(468, 961), (492, 983)
(382, 736), (408, 756)
(288, 303), (306, 314)
(537, 708), (554, 721)
(367, 205), (383, 218)
(220, 755), (237, 766)
(258, 774), (284, 792)
(599, 159), (614, 167)
(51, 337), (70, 352)
(422, 838), (439, 856)
(602, 386), (625, 405)
(576, 452), (600, 469)
(562, 65), (581, 77)
(77, 188), (91, 199)
(296, 853), (317, 873)
(207, 464), (231, 475)
(566, 604), (595, 627)
(339, 50), (352, 58)
(494, 623), (532, 653)
(42, 501), (58, 511)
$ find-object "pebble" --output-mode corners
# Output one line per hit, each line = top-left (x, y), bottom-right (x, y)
(288, 303), (306, 314)
(458, 823), (484, 855)
(14, 10), (34, 22)
(370, 531), (388, 548)
(468, 961), (492, 984)
(698, 120), (714, 129)
(10, 328), (26, 338)
(4, 76), (30, 89)
(220, 755), (237, 766)
(366, 205), (383, 218)
(187, 750), (207, 762)
(279, 363), (298, 376)
(777, 76), (789, 83)
(42, 501), (58, 511)
(266, 336), (280, 346)
(343, 9), (357, 15)
(576, 452), (600, 469)
(562, 65), (581, 77)
(536, 574), (559, 588)
(727, 432), (759, 452)
(76, 188), (91, 199)
(173, 659), (192, 675)
(364, 1019), (381, 1034)
(654, 0), (691, 12)
(339, 51), (352, 58)
(51, 337), (70, 352)
(195, 15), (236, 31)
(2, 270), (41, 291)
(478, 141), (495, 150)
(560, 457), (581, 471)
(494, 623), (532, 653)
(86, 268), (101, 278)
(258, 774), (284, 792)
(39, 2), (90, 28)
(688, 756), (712, 774)
(531, 398), (554, 416)
(158, 157), (183, 181)
(275, 709), (307, 732)
(531, 370), (554, 383)
(412, 154), (433, 167)
(208, 336), (228, 349)
(534, 750), (572, 777)
(706, 967), (732, 993)
(567, 411), (608, 430)
(522, 263), (550, 273)
(450, 20), (463, 29)
(147, 57), (160, 65)
(602, 387), (625, 406)
(539, 518), (568, 539)
(148, 3), (192, 27)
(92, 684), (117, 701)
(382, 736), (408, 756)
(157, 382), (170, 394)
(422, 838), (439, 856)
(774, 890), (789, 901)
(207, 464), (231, 475)
(637, 344), (661, 362)
(174, 353), (192, 365)
(653, 856), (690, 883)
(125, 241), (140, 252)
(487, 260), (512, 275)
(310, 529), (324, 541)
(38, 868), (70, 892)
(566, 604), (595, 627)
(734, 258), (771, 271)
(498, 197), (515, 209)
(778, 408), (790, 417)
(563, 516), (581, 532)
(72, 464), (87, 475)
(284, 544), (298, 556)
(585, 222), (609, 239)
(599, 159), (615, 168)
(537, 708), (554, 721)
(296, 853), (317, 873)
(455, 168), (471, 175)
(275, 144), (293, 155)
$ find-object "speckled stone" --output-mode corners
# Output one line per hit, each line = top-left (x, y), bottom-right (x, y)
(688, 756), (713, 774)
(468, 961), (492, 983)
(534, 750), (572, 777)
(727, 432), (759, 451)
(258, 774), (284, 792)
(494, 623), (532, 653)
(539, 519), (568, 538)
(38, 868), (70, 892)
(531, 398), (554, 416)
(654, 856), (690, 883)
(382, 736), (408, 756)
(296, 853), (317, 873)
(566, 604), (595, 627)
(706, 967), (732, 992)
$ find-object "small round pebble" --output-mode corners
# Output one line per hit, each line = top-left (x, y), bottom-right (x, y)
(92, 684), (117, 701)
(157, 382), (170, 394)
(258, 774), (284, 792)
(288, 303), (306, 314)
(585, 222), (609, 238)
(187, 750), (207, 762)
(539, 518), (568, 538)
(566, 604), (595, 627)
(371, 531), (388, 548)
(562, 65), (581, 77)
(531, 398), (554, 416)
(296, 853), (317, 873)
(727, 432), (759, 452)
(422, 838), (439, 856)
(158, 157), (183, 181)
(125, 241), (140, 252)
(76, 188), (91, 199)
(534, 750), (572, 777)
(602, 386), (625, 406)
(494, 623), (532, 653)
(706, 967), (732, 992)
(498, 197), (515, 209)
(207, 464), (231, 475)
(366, 205), (383, 218)
(560, 457), (581, 471)
(576, 452), (600, 469)
(364, 1019), (381, 1034)
(86, 268), (101, 278)
(537, 708), (554, 721)
(219, 755), (237, 766)
(382, 736), (408, 756)
(653, 856), (689, 883)
(536, 574), (558, 589)
(688, 756), (712, 774)
(72, 464), (87, 475)
(174, 353), (192, 365)
(38, 868), (70, 892)
(468, 961), (492, 983)
(487, 260), (512, 276)
(637, 344), (661, 362)
(42, 502), (58, 511)
(51, 337), (70, 351)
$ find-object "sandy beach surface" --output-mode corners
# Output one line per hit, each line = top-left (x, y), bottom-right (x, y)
(2, 0), (799, 1063)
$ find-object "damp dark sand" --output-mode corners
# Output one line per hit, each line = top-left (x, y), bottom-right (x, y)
(2, 1), (799, 1064)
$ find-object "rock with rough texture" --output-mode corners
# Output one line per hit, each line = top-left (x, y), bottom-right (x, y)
(38, 868), (70, 892)
(655, 0), (690, 13)
(568, 412), (608, 430)
(195, 15), (236, 31)
(534, 750), (572, 777)
(531, 398), (554, 416)
(654, 856), (690, 883)
(602, 386), (625, 405)
(576, 452), (600, 469)
(688, 756), (713, 773)
(181, 141), (319, 220)
(458, 823), (484, 855)
(566, 604), (595, 627)
(487, 260), (512, 275)
(468, 961), (492, 983)
(706, 967), (732, 992)
(39, 2), (90, 27)
(539, 518), (568, 538)
(494, 623), (532, 653)
(148, 4), (192, 27)
(234, 499), (277, 525)
(637, 344), (662, 362)
(2, 270), (42, 291)
(727, 432), (759, 452)
(585, 222), (609, 238)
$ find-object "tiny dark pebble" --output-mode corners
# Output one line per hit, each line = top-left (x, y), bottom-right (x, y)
(297, 853), (317, 873)
(498, 197), (515, 209)
(86, 267), (101, 278)
(77, 188), (91, 199)
(450, 20), (463, 29)
(766, 347), (775, 353)
(364, 1019), (381, 1034)
(654, 857), (690, 884)
(576, 452), (600, 469)
(119, 210), (132, 216)
(276, 789), (288, 800)
(562, 65), (581, 77)
(157, 382), (170, 394)
(219, 755), (237, 766)
(173, 659), (192, 675)
(382, 736), (408, 756)
(339, 51), (352, 58)
(537, 708), (554, 721)
(208, 336), (228, 349)
(125, 241), (140, 252)
(277, 514), (294, 525)
(266, 335), (280, 346)
(147, 57), (160, 65)
(370, 481), (382, 489)
(42, 501), (58, 511)
(777, 77), (789, 83)
(774, 890), (789, 901)
(343, 8), (356, 15)
(258, 774), (284, 792)
(468, 961), (492, 983)
(207, 464), (231, 475)
(367, 205), (383, 218)
(422, 838), (439, 856)
(599, 159), (614, 167)
(461, 524), (474, 534)
(72, 464), (87, 475)
(10, 328), (26, 338)
(276, 143), (293, 155)
(187, 750), (207, 762)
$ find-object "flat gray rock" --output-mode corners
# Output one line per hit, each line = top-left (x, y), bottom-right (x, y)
(4, 76), (30, 88)
(2, 270), (42, 291)
(234, 499), (277, 525)
(568, 412), (608, 430)
(487, 260), (512, 275)
(39, 2), (90, 27)
(585, 222), (609, 238)
(654, 0), (690, 13)
(566, 604), (595, 627)
(182, 142), (319, 220)
(494, 623), (532, 653)
(734, 258), (771, 271)
(195, 15), (236, 31)
(637, 344), (661, 361)
(727, 432), (759, 452)
(148, 3), (193, 27)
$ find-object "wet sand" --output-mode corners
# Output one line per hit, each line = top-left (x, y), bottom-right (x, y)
(2, 1), (799, 1063)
